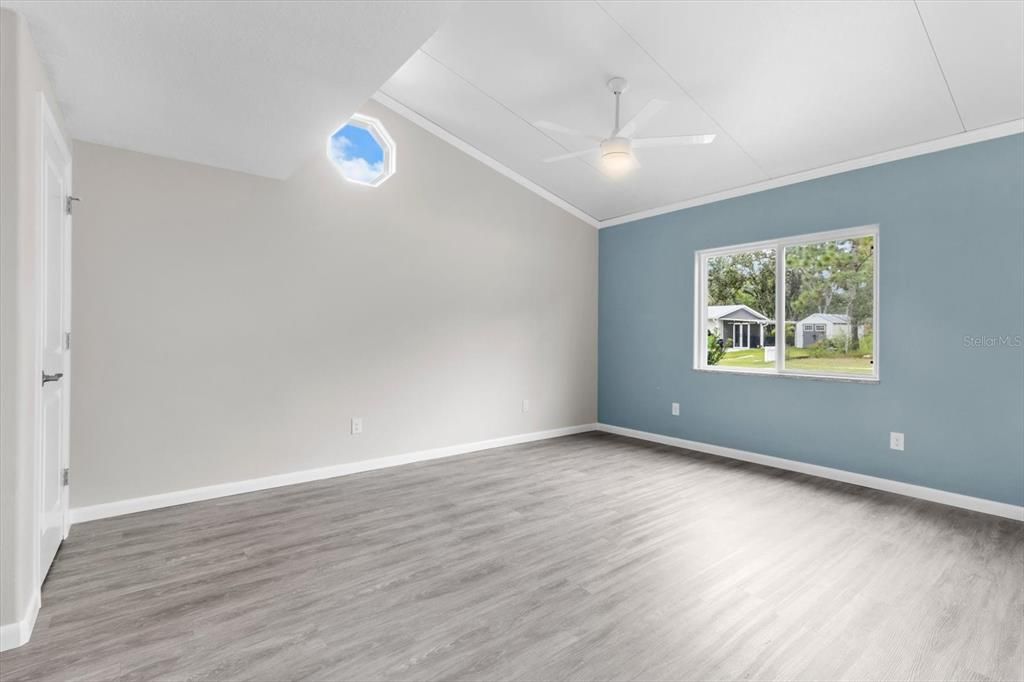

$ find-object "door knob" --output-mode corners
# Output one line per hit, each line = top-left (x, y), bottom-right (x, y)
(41, 372), (63, 386)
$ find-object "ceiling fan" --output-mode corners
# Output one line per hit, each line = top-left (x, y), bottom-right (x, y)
(535, 77), (715, 176)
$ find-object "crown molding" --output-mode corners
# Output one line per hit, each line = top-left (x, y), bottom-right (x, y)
(598, 119), (1024, 228)
(371, 91), (600, 228)
(369, 96), (1022, 232)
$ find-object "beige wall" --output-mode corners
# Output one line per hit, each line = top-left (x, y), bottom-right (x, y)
(70, 99), (597, 509)
(0, 8), (70, 634)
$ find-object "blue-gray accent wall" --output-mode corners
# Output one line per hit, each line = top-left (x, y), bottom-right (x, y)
(599, 134), (1024, 506)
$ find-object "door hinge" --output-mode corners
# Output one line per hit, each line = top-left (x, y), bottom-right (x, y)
(65, 331), (71, 350)
(66, 196), (80, 215)
(62, 468), (69, 487)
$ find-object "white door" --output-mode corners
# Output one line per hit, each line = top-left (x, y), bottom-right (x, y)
(732, 323), (749, 349)
(39, 97), (71, 579)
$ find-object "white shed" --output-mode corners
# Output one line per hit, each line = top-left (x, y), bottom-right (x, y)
(795, 313), (865, 348)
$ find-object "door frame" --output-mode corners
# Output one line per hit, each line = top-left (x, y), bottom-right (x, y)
(731, 321), (750, 350)
(34, 93), (71, 593)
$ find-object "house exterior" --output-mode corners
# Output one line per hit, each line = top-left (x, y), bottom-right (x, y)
(795, 313), (866, 348)
(707, 304), (771, 350)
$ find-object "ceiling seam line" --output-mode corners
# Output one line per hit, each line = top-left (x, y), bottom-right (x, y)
(593, 0), (771, 178)
(415, 47), (607, 181)
(374, 88), (601, 223)
(913, 1), (967, 132)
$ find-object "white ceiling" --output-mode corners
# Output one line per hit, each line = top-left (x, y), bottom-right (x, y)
(380, 0), (1024, 222)
(2, 0), (454, 179)
(5, 1), (1021, 224)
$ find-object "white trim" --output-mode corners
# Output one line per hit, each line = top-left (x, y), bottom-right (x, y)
(693, 248), (705, 370)
(599, 119), (1024, 228)
(774, 232), (784, 373)
(699, 224), (879, 255)
(371, 91), (600, 228)
(695, 224), (879, 382)
(32, 94), (47, 630)
(708, 303), (770, 323)
(70, 424), (599, 524)
(693, 366), (878, 384)
(48, 96), (73, 541)
(359, 100), (1020, 230)
(34, 92), (73, 615)
(24, 420), (1021, 652)
(597, 423), (1024, 522)
(0, 590), (40, 652)
(327, 113), (396, 188)
(5, 94), (58, 657)
(40, 92), (71, 161)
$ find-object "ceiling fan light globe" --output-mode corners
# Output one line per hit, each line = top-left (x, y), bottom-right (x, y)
(601, 151), (635, 176)
(600, 137), (635, 176)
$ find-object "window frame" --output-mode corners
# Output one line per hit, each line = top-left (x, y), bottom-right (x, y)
(693, 224), (879, 383)
(326, 113), (396, 188)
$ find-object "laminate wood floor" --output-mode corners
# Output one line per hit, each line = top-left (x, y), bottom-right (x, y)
(2, 432), (1022, 681)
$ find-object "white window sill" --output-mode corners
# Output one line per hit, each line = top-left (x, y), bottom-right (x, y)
(693, 367), (879, 384)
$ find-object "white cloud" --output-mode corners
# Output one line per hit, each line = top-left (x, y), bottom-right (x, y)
(330, 134), (383, 184)
(336, 156), (384, 184)
(331, 135), (353, 156)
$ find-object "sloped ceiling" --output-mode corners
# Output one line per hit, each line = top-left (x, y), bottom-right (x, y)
(2, 0), (455, 179)
(5, 1), (1021, 224)
(380, 1), (1023, 222)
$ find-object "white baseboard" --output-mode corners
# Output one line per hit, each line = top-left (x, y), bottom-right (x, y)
(0, 590), (40, 652)
(26, 420), (1020, 654)
(70, 424), (600, 524)
(597, 423), (1024, 522)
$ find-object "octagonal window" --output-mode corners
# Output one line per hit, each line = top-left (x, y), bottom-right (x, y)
(327, 114), (395, 187)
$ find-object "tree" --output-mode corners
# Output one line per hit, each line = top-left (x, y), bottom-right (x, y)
(707, 249), (775, 319)
(706, 239), (874, 355)
(785, 268), (804, 322)
(834, 238), (874, 351)
(786, 237), (874, 352)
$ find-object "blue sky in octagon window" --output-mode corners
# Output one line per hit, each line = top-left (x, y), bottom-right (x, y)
(329, 123), (385, 184)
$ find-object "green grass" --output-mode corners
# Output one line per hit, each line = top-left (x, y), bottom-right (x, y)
(715, 347), (874, 375)
(716, 348), (772, 369)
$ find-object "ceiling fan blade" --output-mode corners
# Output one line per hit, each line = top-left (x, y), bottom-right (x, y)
(534, 120), (603, 142)
(543, 148), (598, 163)
(616, 99), (666, 138)
(632, 134), (717, 148)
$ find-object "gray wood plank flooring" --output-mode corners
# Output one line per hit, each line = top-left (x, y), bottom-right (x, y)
(2, 432), (1021, 681)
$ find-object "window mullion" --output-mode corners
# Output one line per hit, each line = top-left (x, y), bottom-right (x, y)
(695, 224), (877, 381)
(775, 245), (784, 373)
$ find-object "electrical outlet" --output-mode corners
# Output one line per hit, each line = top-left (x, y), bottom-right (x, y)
(522, 399), (530, 413)
(351, 417), (363, 435)
(671, 402), (680, 416)
(889, 432), (904, 451)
